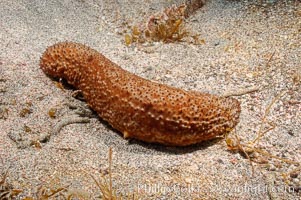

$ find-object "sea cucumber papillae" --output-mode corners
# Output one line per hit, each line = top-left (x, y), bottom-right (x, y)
(40, 42), (241, 146)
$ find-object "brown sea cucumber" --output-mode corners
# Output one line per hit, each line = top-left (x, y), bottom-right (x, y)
(40, 42), (241, 146)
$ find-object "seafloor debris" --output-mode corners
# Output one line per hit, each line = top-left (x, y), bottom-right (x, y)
(125, 1), (205, 45)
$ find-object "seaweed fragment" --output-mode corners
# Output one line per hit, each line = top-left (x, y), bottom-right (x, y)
(124, 2), (205, 45)
(0, 171), (23, 200)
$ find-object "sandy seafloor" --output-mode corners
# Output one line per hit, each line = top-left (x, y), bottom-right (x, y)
(0, 0), (300, 199)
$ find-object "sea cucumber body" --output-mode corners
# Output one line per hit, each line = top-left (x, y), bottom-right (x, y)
(40, 42), (241, 146)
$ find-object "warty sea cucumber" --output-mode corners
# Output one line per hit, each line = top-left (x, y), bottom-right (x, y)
(40, 42), (241, 146)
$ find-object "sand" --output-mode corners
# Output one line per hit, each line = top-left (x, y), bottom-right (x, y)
(0, 0), (300, 199)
